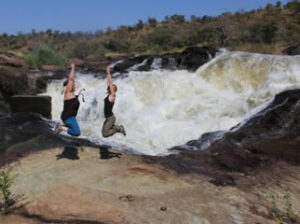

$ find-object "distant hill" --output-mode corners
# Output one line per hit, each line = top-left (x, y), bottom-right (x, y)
(0, 0), (299, 67)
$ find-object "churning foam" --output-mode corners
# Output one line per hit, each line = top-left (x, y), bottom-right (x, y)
(44, 51), (300, 155)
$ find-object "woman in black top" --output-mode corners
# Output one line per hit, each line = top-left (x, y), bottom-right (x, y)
(102, 65), (126, 137)
(55, 63), (81, 136)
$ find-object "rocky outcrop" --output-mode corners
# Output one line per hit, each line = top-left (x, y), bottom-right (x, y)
(0, 47), (217, 100)
(3, 145), (299, 224)
(112, 46), (218, 73)
(169, 89), (300, 172)
(10, 95), (52, 119)
(0, 52), (68, 103)
(0, 92), (9, 116)
(0, 111), (299, 223)
(180, 46), (217, 71)
(1, 89), (300, 173)
(72, 56), (130, 73)
(283, 44), (300, 55)
(0, 66), (29, 97)
(0, 52), (26, 68)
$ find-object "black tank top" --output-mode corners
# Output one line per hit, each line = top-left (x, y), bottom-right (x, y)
(61, 97), (80, 121)
(104, 95), (114, 118)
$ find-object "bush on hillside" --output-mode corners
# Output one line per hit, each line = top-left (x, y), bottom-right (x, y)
(72, 42), (90, 59)
(24, 45), (67, 68)
(246, 22), (278, 43)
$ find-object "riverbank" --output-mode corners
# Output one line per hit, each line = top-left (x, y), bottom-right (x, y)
(2, 144), (300, 224)
(0, 87), (300, 223)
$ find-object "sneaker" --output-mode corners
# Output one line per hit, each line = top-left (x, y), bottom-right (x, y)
(118, 125), (126, 136)
(54, 123), (62, 134)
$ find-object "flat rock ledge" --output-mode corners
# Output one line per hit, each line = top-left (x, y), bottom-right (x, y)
(0, 112), (299, 223)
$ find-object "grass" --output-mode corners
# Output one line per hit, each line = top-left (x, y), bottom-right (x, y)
(0, 167), (17, 215)
(269, 188), (297, 224)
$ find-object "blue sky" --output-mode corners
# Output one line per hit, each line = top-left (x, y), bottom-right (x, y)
(0, 0), (290, 34)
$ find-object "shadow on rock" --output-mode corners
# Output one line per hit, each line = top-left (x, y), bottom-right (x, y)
(56, 146), (80, 160)
(55, 145), (122, 161)
(99, 145), (122, 159)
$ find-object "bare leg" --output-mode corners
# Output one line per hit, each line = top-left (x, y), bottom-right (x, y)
(60, 126), (68, 132)
(54, 124), (68, 134)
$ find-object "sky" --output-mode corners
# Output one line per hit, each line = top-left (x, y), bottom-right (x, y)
(0, 0), (290, 34)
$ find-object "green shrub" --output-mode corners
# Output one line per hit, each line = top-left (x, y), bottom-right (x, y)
(247, 22), (278, 43)
(72, 42), (90, 59)
(24, 45), (67, 68)
(145, 28), (179, 51)
(103, 38), (130, 52)
(283, 193), (296, 223)
(89, 43), (107, 57)
(0, 167), (16, 215)
(269, 189), (283, 224)
(149, 45), (163, 54)
(269, 189), (297, 224)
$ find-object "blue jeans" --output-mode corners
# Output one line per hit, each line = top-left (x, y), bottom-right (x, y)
(63, 116), (81, 136)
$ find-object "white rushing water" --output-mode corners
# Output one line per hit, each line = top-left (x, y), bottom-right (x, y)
(44, 50), (300, 155)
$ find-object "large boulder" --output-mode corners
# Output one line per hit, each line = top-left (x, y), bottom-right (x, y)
(0, 66), (29, 97)
(180, 46), (217, 71)
(170, 89), (300, 171)
(112, 46), (218, 73)
(10, 95), (52, 119)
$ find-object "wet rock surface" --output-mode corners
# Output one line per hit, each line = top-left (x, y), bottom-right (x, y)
(283, 44), (300, 55)
(0, 47), (216, 102)
(1, 131), (300, 223)
(144, 89), (300, 187)
(112, 46), (218, 73)
(1, 89), (300, 178)
(0, 89), (300, 223)
(1, 68), (300, 223)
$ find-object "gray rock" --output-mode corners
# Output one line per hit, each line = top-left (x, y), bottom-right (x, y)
(112, 46), (218, 73)
(283, 44), (300, 55)
(10, 95), (52, 119)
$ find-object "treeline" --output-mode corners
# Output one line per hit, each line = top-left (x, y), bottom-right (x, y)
(1, 0), (300, 66)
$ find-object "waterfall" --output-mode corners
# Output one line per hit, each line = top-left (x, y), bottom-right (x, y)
(44, 50), (300, 155)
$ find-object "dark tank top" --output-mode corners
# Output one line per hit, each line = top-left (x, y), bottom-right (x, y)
(104, 95), (114, 118)
(61, 97), (80, 121)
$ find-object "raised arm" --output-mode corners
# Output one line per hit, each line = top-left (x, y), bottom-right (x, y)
(65, 63), (75, 94)
(106, 65), (115, 96)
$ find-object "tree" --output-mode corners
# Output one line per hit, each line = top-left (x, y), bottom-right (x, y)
(265, 3), (274, 10)
(95, 29), (104, 36)
(148, 17), (158, 28)
(73, 42), (90, 59)
(214, 12), (239, 46)
(190, 15), (200, 23)
(31, 29), (36, 36)
(46, 29), (53, 37)
(135, 19), (144, 30)
(285, 0), (300, 13)
(162, 16), (170, 23)
(247, 22), (278, 43)
(276, 1), (282, 8)
(169, 14), (185, 24)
